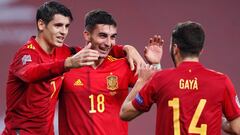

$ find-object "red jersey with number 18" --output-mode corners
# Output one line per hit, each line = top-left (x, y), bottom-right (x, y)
(59, 55), (136, 135)
(132, 62), (240, 135)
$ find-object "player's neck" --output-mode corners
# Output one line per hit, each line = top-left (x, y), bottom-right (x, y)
(35, 36), (55, 54)
(182, 57), (199, 62)
(92, 57), (105, 69)
(176, 57), (199, 67)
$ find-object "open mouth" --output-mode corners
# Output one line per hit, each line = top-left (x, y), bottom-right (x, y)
(57, 36), (64, 43)
(99, 49), (108, 54)
(98, 46), (110, 54)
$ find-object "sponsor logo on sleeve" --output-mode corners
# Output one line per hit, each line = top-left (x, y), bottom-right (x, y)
(27, 44), (35, 49)
(21, 54), (32, 65)
(135, 93), (144, 105)
(235, 96), (240, 108)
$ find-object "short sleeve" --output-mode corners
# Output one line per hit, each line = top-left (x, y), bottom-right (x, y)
(222, 76), (240, 121)
(132, 77), (157, 112)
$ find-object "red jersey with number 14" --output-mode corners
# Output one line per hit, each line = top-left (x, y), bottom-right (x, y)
(59, 55), (136, 135)
(132, 62), (240, 135)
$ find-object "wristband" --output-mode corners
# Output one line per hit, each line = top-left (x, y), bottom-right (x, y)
(152, 63), (161, 70)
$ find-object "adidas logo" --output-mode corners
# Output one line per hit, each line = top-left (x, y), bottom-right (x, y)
(74, 79), (84, 86)
(27, 44), (36, 49)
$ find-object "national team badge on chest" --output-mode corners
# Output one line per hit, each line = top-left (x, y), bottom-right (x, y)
(106, 73), (118, 91)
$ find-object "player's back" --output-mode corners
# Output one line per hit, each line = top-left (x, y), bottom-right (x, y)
(152, 61), (237, 135)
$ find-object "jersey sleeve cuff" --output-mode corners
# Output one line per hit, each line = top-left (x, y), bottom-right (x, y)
(132, 99), (149, 112)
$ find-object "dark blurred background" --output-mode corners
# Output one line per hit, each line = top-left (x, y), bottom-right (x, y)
(1, 0), (239, 134)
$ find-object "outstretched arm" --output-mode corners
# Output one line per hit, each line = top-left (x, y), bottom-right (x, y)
(64, 43), (99, 69)
(120, 64), (158, 121)
(222, 116), (240, 135)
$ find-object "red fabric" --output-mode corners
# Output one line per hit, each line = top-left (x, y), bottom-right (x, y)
(3, 36), (71, 135)
(109, 45), (125, 58)
(132, 62), (240, 135)
(59, 55), (136, 135)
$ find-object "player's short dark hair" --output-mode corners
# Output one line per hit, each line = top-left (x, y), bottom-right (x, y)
(36, 1), (73, 25)
(85, 9), (117, 32)
(172, 21), (205, 57)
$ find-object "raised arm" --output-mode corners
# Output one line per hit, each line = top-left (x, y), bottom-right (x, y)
(110, 34), (163, 72)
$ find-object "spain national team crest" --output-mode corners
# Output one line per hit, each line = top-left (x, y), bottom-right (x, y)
(106, 73), (118, 91)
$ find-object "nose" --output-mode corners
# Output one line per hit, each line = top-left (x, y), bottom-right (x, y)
(60, 26), (68, 35)
(105, 37), (114, 48)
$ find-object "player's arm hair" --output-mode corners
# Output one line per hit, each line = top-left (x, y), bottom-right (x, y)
(120, 79), (146, 121)
(222, 116), (240, 135)
(230, 117), (240, 134)
(120, 101), (142, 121)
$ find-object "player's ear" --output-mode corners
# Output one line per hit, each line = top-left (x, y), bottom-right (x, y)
(172, 44), (179, 55)
(199, 49), (204, 55)
(83, 30), (90, 42)
(37, 19), (45, 32)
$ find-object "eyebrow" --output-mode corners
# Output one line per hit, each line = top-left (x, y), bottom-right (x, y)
(111, 33), (117, 37)
(98, 32), (117, 36)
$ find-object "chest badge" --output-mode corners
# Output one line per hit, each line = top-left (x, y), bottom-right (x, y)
(106, 73), (118, 91)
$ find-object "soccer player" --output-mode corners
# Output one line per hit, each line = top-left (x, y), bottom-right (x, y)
(120, 21), (240, 135)
(1, 1), (145, 135)
(58, 9), (163, 135)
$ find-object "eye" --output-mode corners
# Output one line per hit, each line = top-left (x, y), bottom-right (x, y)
(99, 33), (108, 38)
(54, 23), (63, 27)
(111, 34), (117, 40)
(65, 24), (70, 28)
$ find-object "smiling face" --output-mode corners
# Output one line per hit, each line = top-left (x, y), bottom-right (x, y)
(38, 14), (71, 48)
(85, 24), (117, 58)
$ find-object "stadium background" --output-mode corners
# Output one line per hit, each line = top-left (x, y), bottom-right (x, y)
(0, 0), (239, 134)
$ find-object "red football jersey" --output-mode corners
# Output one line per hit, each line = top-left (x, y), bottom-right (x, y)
(2, 36), (125, 135)
(59, 55), (136, 135)
(3, 36), (72, 135)
(132, 62), (240, 135)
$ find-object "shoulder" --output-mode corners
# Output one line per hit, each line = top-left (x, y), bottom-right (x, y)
(16, 40), (39, 56)
(203, 67), (228, 79)
(153, 68), (175, 78)
(104, 55), (133, 72)
(148, 68), (177, 87)
(19, 36), (39, 51)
